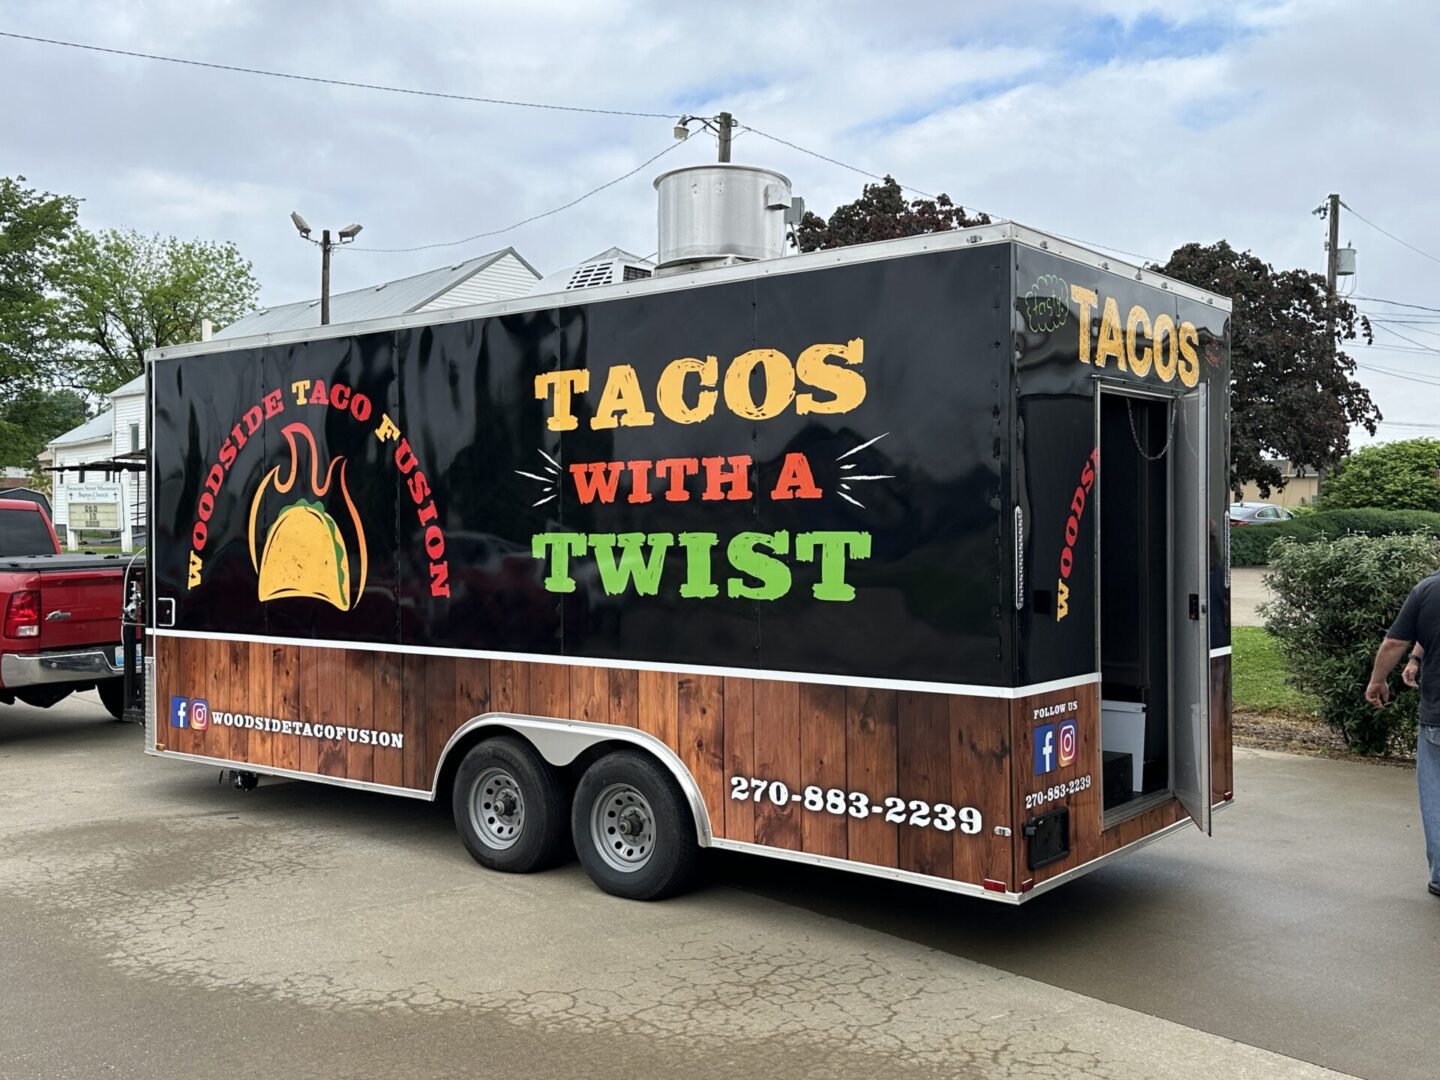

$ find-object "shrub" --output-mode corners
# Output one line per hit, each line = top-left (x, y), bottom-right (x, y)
(1229, 508), (1440, 566)
(1261, 532), (1440, 755)
(1317, 438), (1440, 512)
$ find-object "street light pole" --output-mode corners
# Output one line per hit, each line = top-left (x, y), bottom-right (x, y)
(290, 214), (363, 327)
(320, 229), (332, 325)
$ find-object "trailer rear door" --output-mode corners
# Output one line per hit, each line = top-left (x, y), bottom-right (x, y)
(1171, 385), (1211, 833)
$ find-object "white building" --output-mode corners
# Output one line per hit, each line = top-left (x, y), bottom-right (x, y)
(43, 247), (544, 547)
(46, 374), (146, 549)
(215, 247), (540, 339)
(48, 409), (115, 536)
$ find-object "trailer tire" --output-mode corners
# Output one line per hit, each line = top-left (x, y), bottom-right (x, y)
(453, 736), (568, 874)
(97, 679), (125, 721)
(571, 749), (699, 901)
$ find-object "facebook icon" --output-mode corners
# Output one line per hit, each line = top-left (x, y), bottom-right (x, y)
(170, 696), (190, 729)
(1033, 723), (1057, 775)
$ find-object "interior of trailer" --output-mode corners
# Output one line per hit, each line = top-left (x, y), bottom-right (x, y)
(1098, 390), (1173, 819)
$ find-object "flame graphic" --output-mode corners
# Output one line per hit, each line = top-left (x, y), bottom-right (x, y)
(248, 423), (368, 611)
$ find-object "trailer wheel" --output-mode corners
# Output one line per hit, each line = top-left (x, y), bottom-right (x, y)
(571, 750), (698, 901)
(453, 736), (568, 874)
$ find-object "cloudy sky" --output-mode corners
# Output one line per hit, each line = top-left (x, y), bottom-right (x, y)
(2, 0), (1437, 445)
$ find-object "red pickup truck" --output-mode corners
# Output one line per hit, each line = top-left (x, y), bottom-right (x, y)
(0, 499), (132, 718)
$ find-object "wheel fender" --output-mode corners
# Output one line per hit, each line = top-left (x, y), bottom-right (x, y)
(433, 714), (714, 846)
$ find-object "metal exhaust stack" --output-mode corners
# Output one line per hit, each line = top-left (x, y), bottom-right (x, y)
(653, 164), (803, 276)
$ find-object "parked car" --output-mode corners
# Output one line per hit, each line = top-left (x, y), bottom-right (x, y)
(1229, 502), (1296, 525)
(0, 499), (133, 718)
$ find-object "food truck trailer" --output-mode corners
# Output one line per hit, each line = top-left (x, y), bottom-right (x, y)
(143, 165), (1232, 902)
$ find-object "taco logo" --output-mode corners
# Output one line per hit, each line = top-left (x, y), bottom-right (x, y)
(186, 379), (451, 604)
(249, 423), (368, 611)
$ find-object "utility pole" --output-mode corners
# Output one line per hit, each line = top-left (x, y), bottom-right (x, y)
(1325, 193), (1341, 298)
(1319, 192), (1341, 494)
(320, 229), (333, 325)
(717, 111), (733, 163)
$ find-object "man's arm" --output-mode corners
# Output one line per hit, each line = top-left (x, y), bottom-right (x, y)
(1403, 643), (1424, 689)
(1366, 637), (1412, 707)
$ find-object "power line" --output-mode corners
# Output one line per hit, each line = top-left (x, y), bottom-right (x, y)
(350, 141), (685, 253)
(1373, 322), (1440, 355)
(737, 124), (1167, 263)
(739, 124), (939, 201)
(1367, 319), (1440, 339)
(0, 30), (673, 118)
(1341, 201), (1440, 266)
(3, 30), (965, 225)
(1354, 361), (1440, 387)
(0, 28), (1180, 270)
(1353, 294), (1440, 314)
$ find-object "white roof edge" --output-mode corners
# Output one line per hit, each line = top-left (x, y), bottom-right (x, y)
(109, 373), (147, 398)
(148, 223), (1230, 364)
(409, 248), (510, 310)
(48, 409), (115, 447)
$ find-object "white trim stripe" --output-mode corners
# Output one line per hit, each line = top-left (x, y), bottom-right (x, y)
(149, 627), (1101, 701)
(1209, 646), (1233, 657)
(146, 223), (1228, 365)
(707, 838), (1015, 903)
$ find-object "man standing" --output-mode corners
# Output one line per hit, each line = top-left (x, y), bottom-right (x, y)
(1365, 571), (1439, 898)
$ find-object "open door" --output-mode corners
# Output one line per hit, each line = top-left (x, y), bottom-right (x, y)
(1171, 385), (1211, 833)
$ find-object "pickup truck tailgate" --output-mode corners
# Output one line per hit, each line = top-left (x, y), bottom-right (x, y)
(39, 567), (124, 649)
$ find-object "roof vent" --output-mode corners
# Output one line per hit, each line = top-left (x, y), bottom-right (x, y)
(527, 249), (656, 297)
(654, 164), (799, 275)
(567, 262), (615, 290)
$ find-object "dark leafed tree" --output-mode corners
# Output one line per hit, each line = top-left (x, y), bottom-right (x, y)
(1156, 241), (1379, 495)
(795, 176), (990, 252)
(0, 386), (90, 469)
(0, 176), (80, 402)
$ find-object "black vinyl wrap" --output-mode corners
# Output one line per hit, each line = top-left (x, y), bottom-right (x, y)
(1011, 248), (1231, 686)
(152, 247), (1017, 687)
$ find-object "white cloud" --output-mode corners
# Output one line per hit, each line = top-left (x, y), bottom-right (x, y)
(2, 0), (1437, 442)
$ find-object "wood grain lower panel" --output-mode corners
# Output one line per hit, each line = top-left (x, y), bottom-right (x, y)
(153, 638), (1226, 891)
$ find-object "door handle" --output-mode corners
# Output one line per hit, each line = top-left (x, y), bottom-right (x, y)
(46, 610), (72, 621)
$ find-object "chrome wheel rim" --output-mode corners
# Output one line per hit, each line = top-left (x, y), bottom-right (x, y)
(590, 783), (656, 873)
(470, 767), (525, 851)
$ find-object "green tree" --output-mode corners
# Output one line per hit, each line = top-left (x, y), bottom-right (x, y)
(1262, 531), (1439, 755)
(1156, 242), (1379, 494)
(796, 176), (990, 252)
(1315, 438), (1440, 512)
(0, 386), (90, 468)
(0, 176), (79, 400)
(57, 228), (259, 394)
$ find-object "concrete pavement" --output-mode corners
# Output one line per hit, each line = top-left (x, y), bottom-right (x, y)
(1231, 565), (1273, 627)
(2, 692), (1430, 1079)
